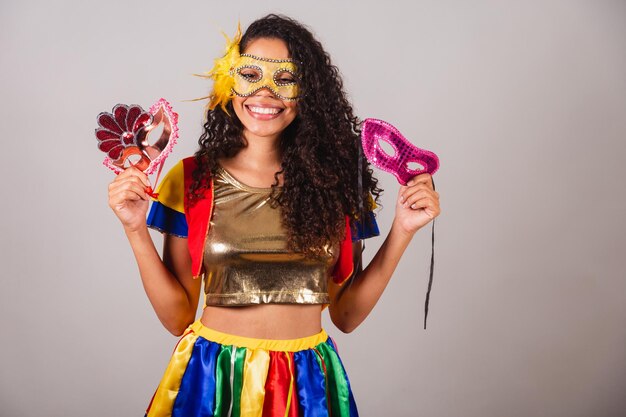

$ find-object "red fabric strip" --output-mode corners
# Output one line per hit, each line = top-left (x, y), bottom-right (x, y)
(263, 351), (300, 417)
(182, 157), (213, 278)
(331, 215), (353, 285)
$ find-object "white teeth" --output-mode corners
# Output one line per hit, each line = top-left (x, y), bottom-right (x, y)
(248, 106), (281, 115)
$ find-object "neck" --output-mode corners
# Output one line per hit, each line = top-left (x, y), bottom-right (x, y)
(235, 130), (282, 170)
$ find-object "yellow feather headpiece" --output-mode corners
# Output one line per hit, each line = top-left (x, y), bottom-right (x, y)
(194, 23), (242, 114)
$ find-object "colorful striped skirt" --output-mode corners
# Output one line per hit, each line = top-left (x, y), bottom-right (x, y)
(145, 319), (359, 417)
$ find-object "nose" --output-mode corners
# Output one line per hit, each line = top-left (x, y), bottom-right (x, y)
(253, 85), (278, 98)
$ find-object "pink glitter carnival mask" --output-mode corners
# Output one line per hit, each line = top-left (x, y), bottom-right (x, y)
(360, 118), (440, 329)
(95, 98), (178, 175)
(361, 118), (439, 185)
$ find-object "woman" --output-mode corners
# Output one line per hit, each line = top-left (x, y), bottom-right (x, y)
(108, 14), (440, 417)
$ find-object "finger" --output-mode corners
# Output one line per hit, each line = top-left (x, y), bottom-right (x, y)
(109, 180), (149, 202)
(400, 189), (429, 207)
(399, 185), (435, 204)
(126, 167), (151, 187)
(108, 190), (148, 211)
(114, 166), (151, 187)
(406, 196), (440, 215)
(109, 184), (148, 203)
(109, 173), (151, 193)
(402, 189), (439, 207)
(407, 173), (434, 189)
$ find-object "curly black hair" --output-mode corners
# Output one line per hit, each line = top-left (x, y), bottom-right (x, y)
(190, 14), (382, 256)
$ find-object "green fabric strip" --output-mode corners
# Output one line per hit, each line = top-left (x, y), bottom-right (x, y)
(214, 345), (233, 417)
(317, 342), (351, 417)
(230, 347), (247, 417)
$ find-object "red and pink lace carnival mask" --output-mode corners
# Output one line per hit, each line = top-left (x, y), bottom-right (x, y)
(95, 98), (178, 197)
(95, 98), (178, 175)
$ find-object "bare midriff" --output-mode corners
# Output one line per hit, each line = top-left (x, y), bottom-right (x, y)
(200, 304), (324, 339)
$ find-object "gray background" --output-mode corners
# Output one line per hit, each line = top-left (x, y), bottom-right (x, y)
(1, 1), (625, 416)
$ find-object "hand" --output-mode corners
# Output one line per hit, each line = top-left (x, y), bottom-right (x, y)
(394, 173), (441, 236)
(108, 167), (151, 232)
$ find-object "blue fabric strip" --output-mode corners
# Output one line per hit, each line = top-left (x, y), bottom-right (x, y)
(294, 348), (330, 417)
(172, 337), (220, 417)
(146, 201), (188, 238)
(352, 211), (380, 241)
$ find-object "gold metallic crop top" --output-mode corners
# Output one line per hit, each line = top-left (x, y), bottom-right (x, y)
(202, 166), (339, 306)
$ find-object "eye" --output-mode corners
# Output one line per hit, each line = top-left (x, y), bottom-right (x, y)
(238, 67), (262, 82)
(275, 70), (296, 85)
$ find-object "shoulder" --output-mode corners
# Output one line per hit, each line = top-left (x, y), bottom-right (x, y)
(180, 156), (197, 172)
(148, 156), (198, 218)
(158, 156), (205, 191)
(146, 158), (189, 237)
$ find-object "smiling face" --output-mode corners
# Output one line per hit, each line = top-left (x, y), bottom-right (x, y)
(232, 37), (299, 142)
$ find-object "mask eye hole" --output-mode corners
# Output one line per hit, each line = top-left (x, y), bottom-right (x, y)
(274, 70), (297, 86)
(237, 66), (262, 82)
(377, 138), (396, 157)
(122, 153), (143, 168)
(407, 161), (424, 172)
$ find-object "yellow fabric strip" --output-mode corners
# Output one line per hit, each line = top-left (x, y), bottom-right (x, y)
(284, 352), (294, 417)
(153, 159), (185, 214)
(146, 331), (199, 417)
(190, 320), (327, 352)
(239, 348), (270, 417)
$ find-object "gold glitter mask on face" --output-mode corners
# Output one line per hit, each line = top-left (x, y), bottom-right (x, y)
(231, 54), (300, 100)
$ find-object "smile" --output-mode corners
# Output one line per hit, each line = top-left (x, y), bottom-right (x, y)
(247, 106), (283, 115)
(244, 104), (285, 120)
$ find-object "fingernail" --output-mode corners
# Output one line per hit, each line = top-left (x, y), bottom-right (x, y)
(399, 195), (405, 203)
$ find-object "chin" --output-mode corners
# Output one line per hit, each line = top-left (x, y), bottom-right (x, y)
(246, 120), (292, 137)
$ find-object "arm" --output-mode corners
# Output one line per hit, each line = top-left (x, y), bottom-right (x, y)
(328, 172), (441, 333)
(109, 167), (202, 336)
(124, 228), (201, 336)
